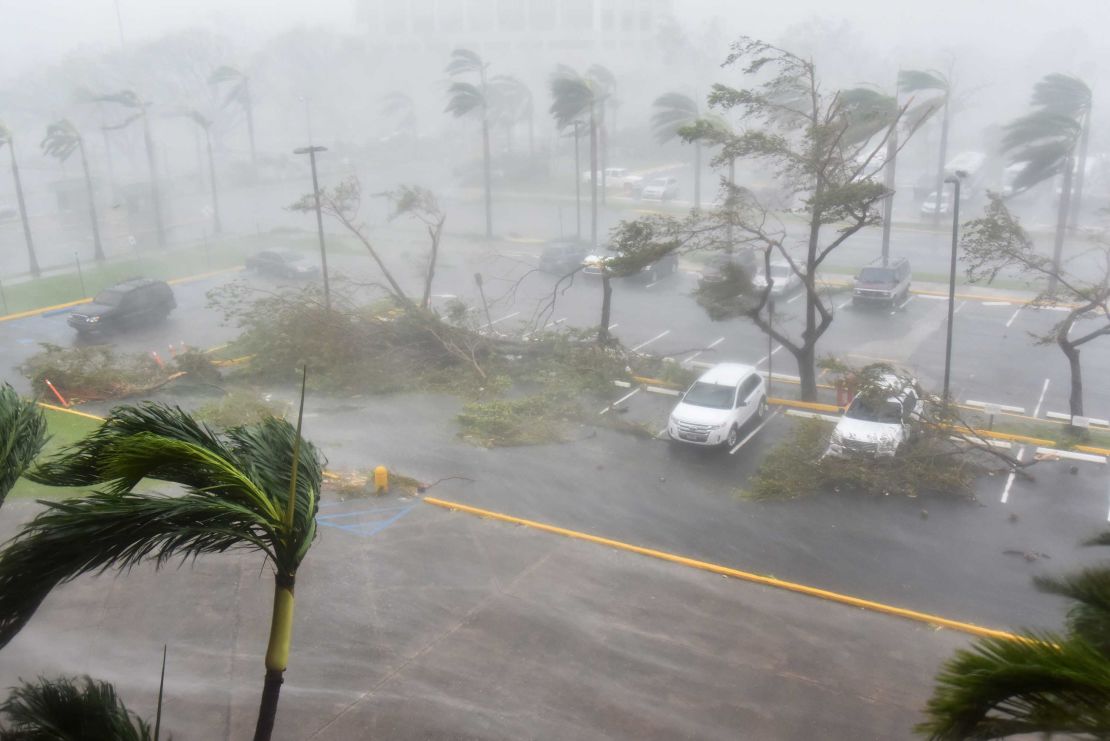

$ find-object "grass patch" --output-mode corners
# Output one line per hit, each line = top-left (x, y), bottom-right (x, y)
(456, 394), (578, 447)
(195, 390), (288, 428)
(323, 469), (424, 499)
(7, 407), (100, 501)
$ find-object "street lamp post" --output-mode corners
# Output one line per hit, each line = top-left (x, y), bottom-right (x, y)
(294, 145), (330, 311)
(941, 171), (964, 402)
(572, 121), (582, 240)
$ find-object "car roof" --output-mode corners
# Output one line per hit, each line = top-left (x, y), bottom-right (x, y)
(696, 362), (757, 386)
(107, 277), (160, 291)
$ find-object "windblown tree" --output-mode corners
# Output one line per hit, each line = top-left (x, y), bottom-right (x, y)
(1035, 74), (1095, 231)
(1002, 74), (1093, 291)
(918, 531), (1110, 739)
(0, 401), (324, 741)
(209, 65), (257, 166)
(653, 92), (708, 210)
(88, 89), (167, 248)
(0, 122), (40, 276)
(445, 48), (493, 239)
(898, 68), (952, 226)
(178, 110), (222, 234)
(677, 38), (912, 401)
(41, 119), (106, 261)
(962, 194), (1110, 421)
(0, 676), (156, 740)
(587, 64), (616, 203)
(0, 382), (47, 507)
(549, 66), (603, 247)
(379, 185), (447, 309)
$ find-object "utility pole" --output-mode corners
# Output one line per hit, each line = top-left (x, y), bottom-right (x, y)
(294, 146), (330, 311)
(942, 173), (963, 402)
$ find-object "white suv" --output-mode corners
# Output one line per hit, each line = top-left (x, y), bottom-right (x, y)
(668, 363), (768, 448)
(825, 373), (923, 458)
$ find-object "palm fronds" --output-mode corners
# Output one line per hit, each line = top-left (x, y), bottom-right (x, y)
(1002, 110), (1081, 191)
(40, 120), (81, 163)
(444, 82), (484, 118)
(897, 69), (948, 95)
(209, 66), (249, 110)
(1036, 568), (1110, 653)
(548, 67), (596, 129)
(445, 48), (485, 77)
(1033, 74), (1092, 119)
(0, 676), (153, 740)
(651, 92), (698, 144)
(0, 383), (47, 505)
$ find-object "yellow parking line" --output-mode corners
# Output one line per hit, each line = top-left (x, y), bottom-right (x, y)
(424, 497), (1018, 641)
(165, 265), (243, 285)
(37, 403), (105, 421)
(0, 297), (92, 323)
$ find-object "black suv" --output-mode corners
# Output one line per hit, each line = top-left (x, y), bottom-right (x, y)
(68, 278), (176, 334)
(852, 258), (911, 307)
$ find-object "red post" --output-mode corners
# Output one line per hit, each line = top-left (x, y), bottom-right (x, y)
(43, 378), (69, 407)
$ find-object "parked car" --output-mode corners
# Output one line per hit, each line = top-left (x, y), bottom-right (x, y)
(667, 363), (768, 449)
(640, 177), (679, 202)
(852, 258), (911, 307)
(581, 167), (644, 193)
(825, 373), (923, 458)
(697, 250), (760, 290)
(581, 251), (678, 283)
(68, 278), (176, 335)
(539, 239), (591, 274)
(752, 261), (803, 297)
(246, 250), (320, 278)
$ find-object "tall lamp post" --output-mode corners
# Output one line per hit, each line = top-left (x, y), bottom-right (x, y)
(294, 145), (330, 311)
(941, 170), (965, 402)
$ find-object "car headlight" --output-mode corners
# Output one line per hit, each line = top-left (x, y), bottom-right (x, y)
(87, 316), (100, 323)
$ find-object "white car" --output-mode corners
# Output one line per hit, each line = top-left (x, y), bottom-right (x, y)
(752, 261), (802, 297)
(668, 363), (768, 448)
(581, 167), (644, 192)
(640, 177), (679, 202)
(825, 374), (923, 458)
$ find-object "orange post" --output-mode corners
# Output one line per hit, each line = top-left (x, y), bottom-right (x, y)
(43, 378), (69, 407)
(373, 466), (389, 494)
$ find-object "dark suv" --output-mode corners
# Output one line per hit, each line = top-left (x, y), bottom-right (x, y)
(852, 258), (911, 307)
(538, 239), (590, 274)
(68, 278), (176, 334)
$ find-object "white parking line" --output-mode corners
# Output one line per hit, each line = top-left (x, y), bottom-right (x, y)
(918, 294), (948, 301)
(730, 410), (780, 454)
(954, 300), (967, 314)
(835, 298), (852, 311)
(756, 344), (783, 367)
(890, 295), (915, 314)
(599, 387), (640, 415)
(1005, 307), (1023, 327)
(631, 329), (671, 352)
(1046, 411), (1110, 427)
(685, 336), (725, 365)
(965, 400), (1026, 414)
(1033, 378), (1050, 418)
(1001, 447), (1026, 504)
(787, 292), (803, 303)
(482, 311), (520, 329)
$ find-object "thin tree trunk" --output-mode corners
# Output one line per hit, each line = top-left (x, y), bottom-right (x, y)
(528, 110), (534, 158)
(598, 273), (612, 344)
(799, 192), (825, 402)
(8, 144), (39, 277)
(1059, 328), (1083, 419)
(589, 105), (598, 248)
(254, 574), (296, 741)
(101, 128), (116, 201)
(881, 121), (898, 266)
(481, 117), (493, 239)
(694, 141), (702, 211)
(244, 79), (257, 168)
(205, 127), (222, 234)
(932, 97), (949, 227)
(1068, 109), (1090, 231)
(797, 343), (817, 403)
(727, 156), (735, 247)
(574, 123), (581, 240)
(77, 140), (104, 261)
(420, 216), (445, 309)
(600, 116), (607, 207)
(1050, 155), (1074, 293)
(141, 110), (167, 248)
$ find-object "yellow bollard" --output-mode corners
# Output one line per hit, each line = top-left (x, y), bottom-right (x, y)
(373, 465), (389, 494)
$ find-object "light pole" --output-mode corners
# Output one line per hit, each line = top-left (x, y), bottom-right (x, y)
(941, 170), (965, 402)
(570, 121), (582, 240)
(294, 145), (330, 311)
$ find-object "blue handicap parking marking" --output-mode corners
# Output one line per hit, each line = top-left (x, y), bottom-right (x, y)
(316, 504), (416, 538)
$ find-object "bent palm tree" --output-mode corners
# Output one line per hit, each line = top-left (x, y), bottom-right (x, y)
(42, 119), (105, 261)
(919, 531), (1110, 739)
(898, 68), (950, 226)
(652, 92), (705, 209)
(0, 122), (40, 276)
(0, 400), (324, 741)
(1, 676), (154, 740)
(176, 110), (222, 234)
(550, 66), (602, 247)
(0, 382), (47, 507)
(445, 48), (493, 238)
(587, 65), (616, 203)
(209, 65), (257, 166)
(1031, 74), (1093, 230)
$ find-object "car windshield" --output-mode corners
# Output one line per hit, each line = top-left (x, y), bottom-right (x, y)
(93, 289), (125, 306)
(858, 267), (895, 283)
(682, 382), (734, 409)
(846, 397), (903, 423)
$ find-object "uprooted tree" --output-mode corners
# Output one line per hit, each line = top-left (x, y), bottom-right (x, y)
(962, 194), (1110, 421)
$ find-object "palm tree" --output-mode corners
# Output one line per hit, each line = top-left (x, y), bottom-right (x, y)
(898, 68), (951, 226)
(490, 75), (534, 157)
(178, 110), (222, 235)
(0, 122), (40, 277)
(550, 66), (602, 247)
(1, 676), (155, 740)
(91, 90), (166, 249)
(209, 66), (257, 167)
(0, 382), (46, 507)
(41, 119), (106, 262)
(445, 48), (493, 239)
(654, 92), (718, 210)
(1002, 74), (1091, 292)
(1029, 74), (1093, 231)
(0, 399), (324, 741)
(918, 531), (1110, 739)
(587, 65), (616, 204)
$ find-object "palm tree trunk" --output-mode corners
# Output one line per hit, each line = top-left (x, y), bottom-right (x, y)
(600, 116), (607, 207)
(1068, 109), (1090, 231)
(254, 573), (296, 741)
(694, 141), (702, 211)
(141, 110), (167, 248)
(1050, 155), (1074, 293)
(8, 145), (39, 277)
(77, 140), (105, 261)
(205, 127), (222, 235)
(598, 273), (612, 344)
(932, 97), (950, 227)
(574, 123), (581, 240)
(881, 124), (898, 266)
(589, 105), (598, 248)
(528, 110), (534, 158)
(244, 79), (257, 168)
(481, 117), (493, 239)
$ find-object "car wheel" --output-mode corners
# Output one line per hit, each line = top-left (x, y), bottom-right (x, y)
(757, 397), (768, 420)
(725, 425), (739, 449)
